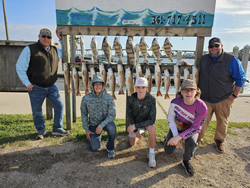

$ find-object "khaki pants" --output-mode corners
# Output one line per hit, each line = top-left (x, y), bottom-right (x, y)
(198, 98), (234, 142)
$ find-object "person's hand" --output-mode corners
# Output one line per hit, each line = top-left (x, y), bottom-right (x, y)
(167, 135), (182, 147)
(95, 125), (103, 134)
(127, 124), (136, 134)
(135, 131), (142, 139)
(56, 28), (62, 40)
(228, 94), (235, 100)
(181, 61), (191, 66)
(176, 140), (183, 149)
(86, 131), (94, 141)
(26, 84), (34, 91)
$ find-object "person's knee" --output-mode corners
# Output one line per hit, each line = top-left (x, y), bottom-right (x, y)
(164, 145), (175, 154)
(89, 141), (101, 151)
(129, 137), (138, 146)
(106, 122), (117, 135)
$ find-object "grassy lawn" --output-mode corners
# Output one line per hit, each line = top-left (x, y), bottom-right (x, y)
(0, 114), (249, 148)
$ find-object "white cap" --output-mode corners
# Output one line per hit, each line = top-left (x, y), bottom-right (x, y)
(135, 77), (148, 87)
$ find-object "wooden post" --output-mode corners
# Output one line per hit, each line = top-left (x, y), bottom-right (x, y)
(70, 35), (76, 122)
(233, 46), (239, 58)
(241, 45), (250, 74)
(195, 36), (205, 71)
(46, 98), (53, 120)
(62, 35), (72, 130)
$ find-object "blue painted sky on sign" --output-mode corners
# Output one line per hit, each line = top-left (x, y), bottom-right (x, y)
(0, 0), (250, 52)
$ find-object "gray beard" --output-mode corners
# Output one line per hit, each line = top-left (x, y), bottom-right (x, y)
(209, 49), (223, 57)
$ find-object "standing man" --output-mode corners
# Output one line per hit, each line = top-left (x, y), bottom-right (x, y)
(197, 37), (246, 152)
(80, 76), (116, 158)
(16, 28), (69, 140)
(127, 77), (156, 168)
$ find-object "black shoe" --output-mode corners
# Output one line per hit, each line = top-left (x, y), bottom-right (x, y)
(52, 129), (69, 136)
(182, 160), (194, 176)
(36, 130), (46, 140)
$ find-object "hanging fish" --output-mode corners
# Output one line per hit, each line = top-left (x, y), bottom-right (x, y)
(101, 36), (112, 68)
(139, 37), (149, 64)
(99, 64), (108, 93)
(164, 69), (171, 99)
(150, 38), (162, 65)
(108, 68), (117, 100)
(90, 67), (96, 81)
(113, 37), (123, 64)
(81, 63), (89, 95)
(155, 63), (162, 96)
(192, 65), (199, 86)
(63, 63), (72, 93)
(136, 64), (143, 79)
(162, 38), (173, 62)
(80, 36), (85, 61)
(72, 67), (81, 96)
(125, 67), (135, 96)
(126, 37), (136, 72)
(145, 68), (152, 93)
(174, 64), (181, 96)
(90, 37), (98, 63)
(117, 64), (125, 95)
(184, 68), (190, 80)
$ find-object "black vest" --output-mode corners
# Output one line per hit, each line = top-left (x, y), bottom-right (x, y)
(199, 51), (235, 102)
(27, 41), (59, 87)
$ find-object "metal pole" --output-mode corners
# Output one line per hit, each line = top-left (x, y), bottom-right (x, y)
(233, 46), (239, 58)
(2, 0), (10, 41)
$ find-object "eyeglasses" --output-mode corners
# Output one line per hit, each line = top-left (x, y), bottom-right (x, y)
(182, 88), (196, 93)
(209, 44), (220, 49)
(41, 35), (51, 39)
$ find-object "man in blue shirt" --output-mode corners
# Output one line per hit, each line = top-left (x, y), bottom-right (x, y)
(16, 28), (69, 140)
(197, 37), (246, 152)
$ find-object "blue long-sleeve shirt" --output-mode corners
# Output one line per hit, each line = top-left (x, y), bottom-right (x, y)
(16, 41), (63, 87)
(211, 56), (246, 87)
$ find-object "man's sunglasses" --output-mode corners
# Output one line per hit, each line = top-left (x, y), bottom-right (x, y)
(41, 35), (51, 39)
(209, 44), (220, 48)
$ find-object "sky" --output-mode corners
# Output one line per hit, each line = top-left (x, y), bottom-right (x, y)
(1, 0), (250, 53)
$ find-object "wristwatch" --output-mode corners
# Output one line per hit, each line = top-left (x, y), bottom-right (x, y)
(133, 128), (138, 133)
(231, 93), (238, 98)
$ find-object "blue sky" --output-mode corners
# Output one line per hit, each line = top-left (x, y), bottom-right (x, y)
(1, 0), (250, 53)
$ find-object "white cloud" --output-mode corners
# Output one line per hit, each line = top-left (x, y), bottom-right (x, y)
(216, 0), (250, 14)
(224, 27), (250, 33)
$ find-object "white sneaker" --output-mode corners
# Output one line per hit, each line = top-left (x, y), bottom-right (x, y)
(148, 153), (156, 168)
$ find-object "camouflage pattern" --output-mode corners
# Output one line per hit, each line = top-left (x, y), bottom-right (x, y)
(80, 76), (116, 132)
(127, 92), (156, 128)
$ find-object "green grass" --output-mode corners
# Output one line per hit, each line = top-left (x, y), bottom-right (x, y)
(0, 114), (249, 148)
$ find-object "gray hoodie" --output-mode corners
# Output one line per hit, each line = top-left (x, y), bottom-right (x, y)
(80, 76), (116, 132)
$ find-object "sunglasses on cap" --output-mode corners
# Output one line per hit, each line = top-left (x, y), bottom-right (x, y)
(41, 35), (51, 39)
(209, 44), (220, 49)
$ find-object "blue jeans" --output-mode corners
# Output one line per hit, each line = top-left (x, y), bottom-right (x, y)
(28, 84), (64, 132)
(164, 129), (198, 161)
(88, 121), (116, 151)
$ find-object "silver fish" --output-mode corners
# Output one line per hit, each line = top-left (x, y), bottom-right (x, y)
(125, 67), (134, 96)
(136, 64), (143, 79)
(90, 67), (96, 81)
(192, 65), (199, 86)
(162, 38), (173, 62)
(72, 67), (81, 96)
(150, 38), (161, 65)
(164, 69), (171, 99)
(184, 68), (190, 80)
(80, 36), (85, 61)
(174, 64), (181, 96)
(155, 63), (162, 96)
(113, 37), (123, 64)
(99, 64), (107, 93)
(126, 37), (136, 71)
(145, 68), (152, 93)
(63, 63), (72, 93)
(90, 37), (98, 63)
(117, 64), (125, 95)
(101, 36), (112, 67)
(81, 63), (89, 95)
(108, 68), (117, 100)
(139, 37), (149, 64)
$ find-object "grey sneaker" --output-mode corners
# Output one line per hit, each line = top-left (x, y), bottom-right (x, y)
(36, 130), (46, 140)
(148, 153), (156, 168)
(52, 129), (69, 136)
(107, 150), (115, 158)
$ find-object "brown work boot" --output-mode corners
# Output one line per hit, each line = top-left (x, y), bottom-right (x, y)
(214, 140), (225, 152)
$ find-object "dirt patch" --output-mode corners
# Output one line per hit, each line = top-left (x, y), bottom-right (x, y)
(1, 128), (250, 188)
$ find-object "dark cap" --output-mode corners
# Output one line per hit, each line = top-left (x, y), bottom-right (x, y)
(209, 37), (222, 45)
(181, 79), (197, 90)
(39, 28), (52, 37)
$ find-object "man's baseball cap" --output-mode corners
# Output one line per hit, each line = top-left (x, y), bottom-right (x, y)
(209, 37), (222, 45)
(181, 79), (197, 90)
(39, 28), (52, 37)
(135, 77), (148, 87)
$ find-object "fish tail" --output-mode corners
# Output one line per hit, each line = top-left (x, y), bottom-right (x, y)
(68, 88), (73, 93)
(113, 94), (117, 100)
(157, 59), (162, 65)
(76, 91), (81, 96)
(142, 59), (149, 64)
(104, 89), (107, 93)
(119, 89), (124, 95)
(85, 89), (90, 95)
(164, 94), (170, 99)
(157, 91), (162, 97)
